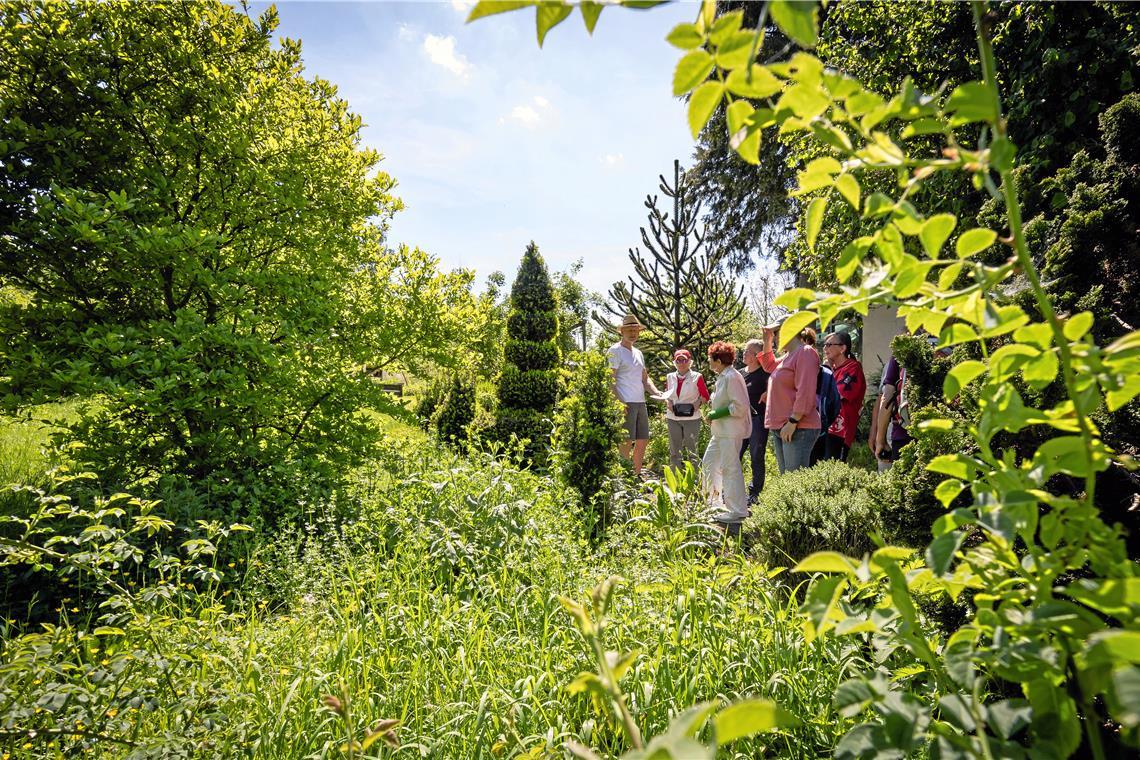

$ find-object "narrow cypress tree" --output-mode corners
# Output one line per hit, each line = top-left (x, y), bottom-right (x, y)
(494, 242), (561, 463)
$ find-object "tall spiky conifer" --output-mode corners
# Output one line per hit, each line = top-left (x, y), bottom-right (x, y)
(597, 159), (747, 365)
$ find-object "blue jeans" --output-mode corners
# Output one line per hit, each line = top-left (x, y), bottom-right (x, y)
(739, 419), (768, 503)
(771, 427), (817, 474)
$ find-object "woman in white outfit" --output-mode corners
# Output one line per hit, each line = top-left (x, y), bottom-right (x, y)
(663, 348), (710, 471)
(702, 341), (752, 526)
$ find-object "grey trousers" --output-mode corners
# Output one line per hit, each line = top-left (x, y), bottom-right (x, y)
(667, 417), (701, 471)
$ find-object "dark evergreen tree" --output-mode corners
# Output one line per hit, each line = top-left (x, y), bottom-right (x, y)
(688, 1), (798, 275)
(597, 160), (747, 365)
(494, 242), (561, 462)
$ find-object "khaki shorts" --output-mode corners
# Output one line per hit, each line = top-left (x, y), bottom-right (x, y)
(623, 402), (649, 441)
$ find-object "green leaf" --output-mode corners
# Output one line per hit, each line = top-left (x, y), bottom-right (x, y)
(665, 21), (702, 49)
(1025, 679), (1081, 758)
(673, 50), (715, 96)
(805, 196), (827, 251)
(714, 698), (797, 745)
(926, 531), (963, 576)
(1109, 667), (1140, 730)
(536, 2), (573, 46)
(467, 1), (534, 23)
(945, 81), (999, 125)
(1022, 350), (1059, 387)
(773, 287), (815, 310)
(955, 228), (998, 258)
(937, 262), (964, 290)
(667, 700), (721, 738)
(937, 323), (979, 349)
(1032, 435), (1100, 478)
(919, 213), (956, 257)
(731, 122), (762, 164)
(1063, 311), (1094, 341)
(725, 64), (783, 99)
(834, 174), (860, 210)
(688, 81), (725, 138)
(943, 360), (986, 400)
(716, 30), (756, 70)
(901, 117), (947, 139)
(1065, 580), (1140, 621)
(1105, 329), (1140, 356)
(988, 699), (1032, 740)
(927, 454), (977, 480)
(863, 192), (894, 218)
(726, 99), (755, 135)
(792, 550), (858, 575)
(933, 478), (965, 508)
(835, 237), (873, 284)
(778, 310), (818, 351)
(776, 82), (829, 119)
(580, 1), (603, 34)
(769, 0), (818, 48)
(707, 9), (743, 45)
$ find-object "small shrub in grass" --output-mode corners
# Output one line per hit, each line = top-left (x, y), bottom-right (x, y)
(434, 373), (476, 444)
(414, 378), (447, 430)
(742, 460), (882, 567)
(551, 351), (625, 536)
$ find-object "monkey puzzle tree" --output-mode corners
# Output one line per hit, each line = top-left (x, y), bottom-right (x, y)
(494, 242), (561, 463)
(597, 160), (746, 365)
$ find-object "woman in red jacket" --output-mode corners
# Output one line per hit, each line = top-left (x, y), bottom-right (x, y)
(814, 331), (867, 463)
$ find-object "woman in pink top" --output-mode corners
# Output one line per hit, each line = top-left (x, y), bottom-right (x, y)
(762, 326), (821, 473)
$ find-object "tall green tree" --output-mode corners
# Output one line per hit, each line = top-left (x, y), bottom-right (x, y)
(494, 242), (561, 463)
(598, 159), (746, 365)
(0, 1), (402, 520)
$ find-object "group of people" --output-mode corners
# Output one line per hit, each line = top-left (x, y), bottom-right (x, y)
(607, 313), (907, 529)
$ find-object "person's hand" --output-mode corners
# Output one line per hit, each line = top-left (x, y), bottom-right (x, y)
(667, 400), (673, 412)
(763, 326), (775, 349)
(759, 391), (768, 404)
(780, 420), (796, 443)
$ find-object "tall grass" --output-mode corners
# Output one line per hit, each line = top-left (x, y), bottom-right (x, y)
(1, 418), (856, 757)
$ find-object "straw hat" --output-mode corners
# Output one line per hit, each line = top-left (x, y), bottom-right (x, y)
(620, 314), (642, 330)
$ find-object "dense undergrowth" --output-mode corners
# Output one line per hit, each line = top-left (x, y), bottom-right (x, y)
(0, 414), (858, 758)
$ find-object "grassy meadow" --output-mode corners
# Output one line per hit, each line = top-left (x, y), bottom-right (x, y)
(0, 410), (863, 759)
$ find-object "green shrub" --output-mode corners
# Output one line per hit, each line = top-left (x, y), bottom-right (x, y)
(494, 242), (562, 463)
(551, 352), (625, 535)
(414, 378), (447, 429)
(434, 374), (475, 444)
(742, 460), (882, 567)
(503, 339), (561, 371)
(496, 365), (561, 410)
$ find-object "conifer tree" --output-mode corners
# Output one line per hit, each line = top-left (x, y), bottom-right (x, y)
(597, 160), (746, 364)
(494, 242), (561, 462)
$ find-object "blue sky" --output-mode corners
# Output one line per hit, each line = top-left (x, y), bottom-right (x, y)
(247, 0), (702, 296)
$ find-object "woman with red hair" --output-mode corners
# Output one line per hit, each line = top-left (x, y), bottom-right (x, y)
(702, 340), (751, 527)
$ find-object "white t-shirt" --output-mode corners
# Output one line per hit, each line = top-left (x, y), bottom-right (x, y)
(607, 342), (646, 403)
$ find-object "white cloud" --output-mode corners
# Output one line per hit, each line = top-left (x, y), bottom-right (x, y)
(499, 95), (553, 129)
(601, 153), (625, 168)
(450, 0), (475, 13)
(397, 23), (416, 42)
(423, 34), (472, 79)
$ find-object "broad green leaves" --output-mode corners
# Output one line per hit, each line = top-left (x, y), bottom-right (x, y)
(673, 50), (715, 96)
(768, 0), (819, 48)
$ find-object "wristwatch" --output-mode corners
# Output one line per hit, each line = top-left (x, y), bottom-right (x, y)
(787, 417), (800, 425)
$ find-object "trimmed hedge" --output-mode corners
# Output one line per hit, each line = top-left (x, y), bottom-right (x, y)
(506, 309), (558, 343)
(504, 339), (561, 372)
(434, 374), (475, 444)
(496, 366), (560, 411)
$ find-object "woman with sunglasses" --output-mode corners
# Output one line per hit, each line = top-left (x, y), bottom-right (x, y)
(815, 331), (866, 462)
(663, 348), (710, 470)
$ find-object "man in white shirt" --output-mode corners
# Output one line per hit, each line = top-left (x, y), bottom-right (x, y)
(607, 314), (661, 476)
